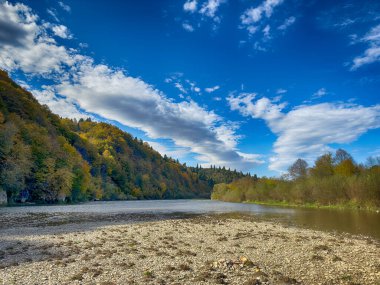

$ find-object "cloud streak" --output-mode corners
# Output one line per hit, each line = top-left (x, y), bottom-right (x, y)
(351, 24), (380, 70)
(205, 85), (220, 93)
(278, 16), (296, 31)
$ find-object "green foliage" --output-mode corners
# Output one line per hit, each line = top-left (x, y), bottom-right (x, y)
(0, 70), (243, 204)
(310, 153), (334, 178)
(212, 150), (380, 209)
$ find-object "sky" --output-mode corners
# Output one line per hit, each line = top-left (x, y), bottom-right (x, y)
(0, 0), (379, 176)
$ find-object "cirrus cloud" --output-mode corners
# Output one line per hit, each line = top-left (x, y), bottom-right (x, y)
(351, 24), (380, 70)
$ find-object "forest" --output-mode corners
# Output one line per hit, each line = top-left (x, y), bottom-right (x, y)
(0, 70), (247, 204)
(211, 149), (380, 209)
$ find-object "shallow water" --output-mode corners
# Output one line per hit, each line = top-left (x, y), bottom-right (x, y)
(1, 199), (379, 239)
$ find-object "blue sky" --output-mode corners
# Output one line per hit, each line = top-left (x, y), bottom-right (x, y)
(0, 0), (379, 176)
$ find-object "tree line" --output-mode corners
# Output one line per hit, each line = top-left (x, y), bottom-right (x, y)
(211, 149), (380, 209)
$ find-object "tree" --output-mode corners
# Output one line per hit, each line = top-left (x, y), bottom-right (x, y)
(310, 153), (334, 177)
(48, 168), (73, 201)
(334, 149), (353, 165)
(334, 159), (357, 177)
(288, 158), (308, 179)
(0, 122), (32, 202)
(333, 149), (357, 177)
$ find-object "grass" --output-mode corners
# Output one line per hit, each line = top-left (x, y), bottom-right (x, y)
(143, 270), (154, 279)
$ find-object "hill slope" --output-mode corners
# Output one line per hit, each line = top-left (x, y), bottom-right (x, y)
(0, 71), (247, 203)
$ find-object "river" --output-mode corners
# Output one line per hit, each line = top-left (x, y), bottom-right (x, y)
(1, 199), (379, 239)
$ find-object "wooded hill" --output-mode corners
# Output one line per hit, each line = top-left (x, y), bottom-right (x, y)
(0, 70), (247, 204)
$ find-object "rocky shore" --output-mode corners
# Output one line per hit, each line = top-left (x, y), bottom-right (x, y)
(0, 212), (379, 285)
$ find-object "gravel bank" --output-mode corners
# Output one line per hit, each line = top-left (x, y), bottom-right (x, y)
(0, 213), (379, 285)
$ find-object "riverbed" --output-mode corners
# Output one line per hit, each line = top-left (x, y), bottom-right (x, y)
(0, 200), (379, 285)
(1, 200), (379, 239)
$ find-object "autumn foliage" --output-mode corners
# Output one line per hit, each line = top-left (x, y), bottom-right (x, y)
(212, 150), (380, 209)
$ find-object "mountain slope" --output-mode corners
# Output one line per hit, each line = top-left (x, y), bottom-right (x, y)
(0, 70), (247, 203)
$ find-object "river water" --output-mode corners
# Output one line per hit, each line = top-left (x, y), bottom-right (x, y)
(1, 199), (379, 239)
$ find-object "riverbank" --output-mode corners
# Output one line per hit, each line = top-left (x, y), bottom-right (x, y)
(0, 213), (379, 285)
(243, 200), (380, 212)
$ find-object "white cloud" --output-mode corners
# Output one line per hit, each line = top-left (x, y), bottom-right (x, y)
(228, 93), (380, 172)
(51, 24), (72, 39)
(186, 79), (201, 94)
(58, 1), (71, 12)
(79, 42), (89, 48)
(31, 85), (88, 119)
(182, 23), (194, 32)
(174, 82), (188, 93)
(351, 24), (380, 70)
(312, 88), (327, 99)
(166, 75), (202, 95)
(228, 93), (285, 121)
(363, 25), (380, 42)
(0, 2), (77, 76)
(183, 0), (198, 13)
(247, 25), (258, 35)
(276, 88), (287, 94)
(352, 47), (380, 69)
(263, 25), (271, 38)
(240, 0), (289, 48)
(205, 85), (220, 93)
(146, 141), (189, 160)
(181, 0), (226, 31)
(241, 0), (283, 25)
(278, 16), (296, 30)
(46, 8), (59, 22)
(199, 0), (225, 18)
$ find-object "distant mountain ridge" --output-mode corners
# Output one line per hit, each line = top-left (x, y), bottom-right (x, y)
(0, 70), (248, 204)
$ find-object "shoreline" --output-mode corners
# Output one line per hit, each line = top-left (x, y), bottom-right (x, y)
(4, 197), (379, 213)
(0, 212), (379, 284)
(241, 200), (380, 212)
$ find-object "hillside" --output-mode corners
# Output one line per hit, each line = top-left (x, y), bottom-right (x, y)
(0, 70), (246, 204)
